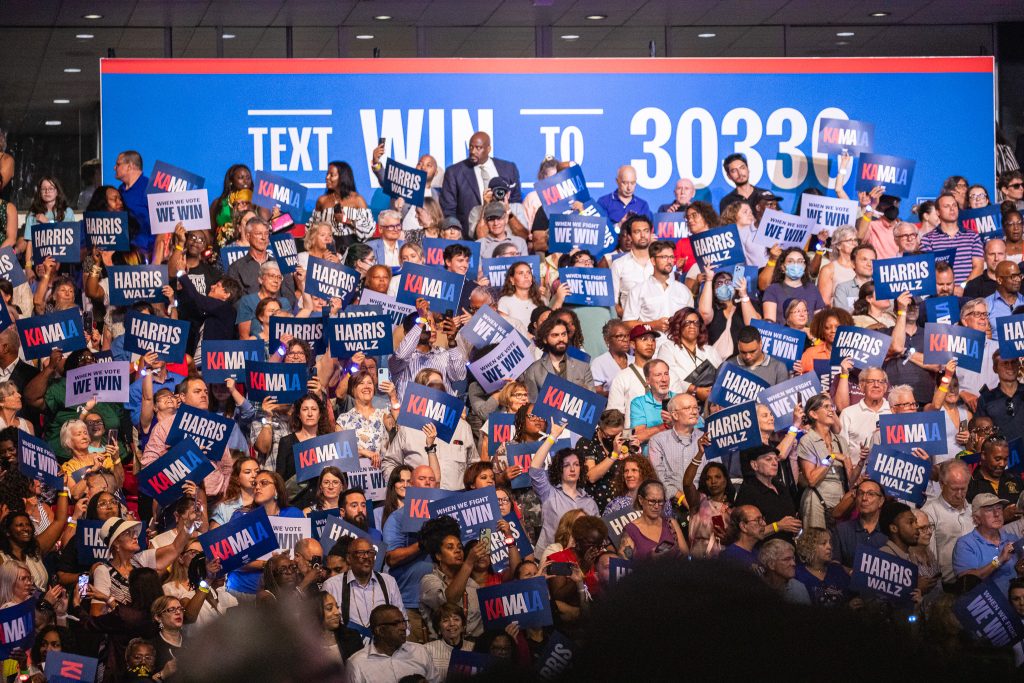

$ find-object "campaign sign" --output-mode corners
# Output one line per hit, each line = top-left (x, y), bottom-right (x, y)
(107, 265), (168, 306)
(535, 165), (589, 214)
(65, 361), (130, 406)
(533, 373), (607, 438)
(953, 579), (1024, 647)
(0, 247), (27, 288)
(448, 650), (493, 679)
(76, 519), (111, 564)
(401, 486), (450, 533)
(147, 189), (210, 233)
(708, 363), (770, 407)
(922, 322), (985, 373)
(690, 224), (745, 270)
(199, 507), (279, 574)
(461, 305), (517, 348)
(253, 170), (307, 217)
(470, 333), (533, 393)
(16, 308), (86, 360)
(872, 253), (936, 298)
(263, 516), (313, 560)
(220, 244), (251, 271)
(849, 545), (917, 606)
(0, 600), (33, 658)
(487, 512), (534, 573)
(489, 413), (516, 447)
(269, 315), (326, 356)
(397, 382), (464, 443)
(123, 310), (190, 362)
(757, 373), (822, 432)
(817, 117), (875, 155)
(345, 464), (388, 502)
(750, 319), (805, 369)
(137, 438), (215, 507)
(146, 160), (205, 194)
(607, 557), (633, 586)
(925, 296), (960, 326)
(829, 326), (891, 370)
(549, 214), (606, 253)
(560, 267), (615, 308)
(166, 405), (234, 459)
(603, 507), (642, 548)
(866, 445), (932, 506)
(427, 486), (501, 543)
(359, 288), (416, 328)
(653, 212), (688, 241)
(0, 298), (11, 333)
(752, 209), (816, 250)
(799, 194), (859, 235)
(83, 211), (130, 251)
(33, 220), (81, 263)
(855, 153), (916, 198)
(381, 157), (427, 206)
(482, 255), (540, 290)
(245, 361), (308, 403)
(998, 313), (1024, 360)
(305, 256), (360, 301)
(396, 262), (465, 312)
(309, 508), (340, 542)
(479, 576), (553, 631)
(930, 248), (956, 266)
(879, 411), (946, 454)
(423, 238), (481, 276)
(294, 430), (360, 481)
(202, 339), (265, 382)
(958, 205), (1003, 241)
(704, 401), (762, 452)
(18, 429), (62, 490)
(270, 232), (298, 274)
(328, 313), (393, 358)
(536, 631), (575, 681)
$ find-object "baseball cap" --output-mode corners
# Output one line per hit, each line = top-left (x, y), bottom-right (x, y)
(756, 190), (782, 203)
(101, 516), (142, 549)
(483, 202), (506, 220)
(488, 176), (511, 192)
(629, 324), (661, 341)
(971, 493), (1009, 514)
(441, 216), (462, 231)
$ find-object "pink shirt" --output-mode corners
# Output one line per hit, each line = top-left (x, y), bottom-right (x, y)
(866, 219), (899, 259)
(142, 414), (234, 496)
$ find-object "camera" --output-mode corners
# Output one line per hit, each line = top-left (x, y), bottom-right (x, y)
(492, 186), (508, 202)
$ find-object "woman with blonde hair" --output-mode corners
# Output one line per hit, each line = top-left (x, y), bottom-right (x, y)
(477, 380), (530, 461)
(816, 225), (858, 306)
(540, 509), (585, 562)
(0, 381), (32, 433)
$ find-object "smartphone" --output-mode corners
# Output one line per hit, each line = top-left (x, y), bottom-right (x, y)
(732, 264), (745, 282)
(271, 213), (294, 232)
(959, 419), (969, 433)
(479, 528), (492, 551)
(83, 310), (94, 331)
(711, 514), (726, 533)
(547, 562), (573, 577)
(621, 428), (634, 441)
(77, 574), (89, 599)
(106, 429), (119, 447)
(653, 541), (675, 555)
(662, 398), (670, 410)
(378, 137), (386, 146)
(378, 367), (391, 384)
(443, 309), (454, 321)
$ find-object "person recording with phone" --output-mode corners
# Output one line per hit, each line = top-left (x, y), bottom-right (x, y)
(618, 480), (688, 562)
(628, 359), (677, 449)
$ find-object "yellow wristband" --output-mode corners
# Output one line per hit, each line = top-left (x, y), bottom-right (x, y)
(772, 522), (779, 533)
(938, 386), (948, 393)
(174, 244), (184, 252)
(58, 491), (69, 498)
(839, 374), (849, 379)
(767, 260), (777, 267)
(897, 310), (905, 316)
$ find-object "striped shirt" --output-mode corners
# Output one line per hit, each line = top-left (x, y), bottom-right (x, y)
(389, 322), (468, 401)
(920, 227), (983, 282)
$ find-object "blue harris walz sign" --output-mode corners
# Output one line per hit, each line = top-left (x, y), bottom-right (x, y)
(708, 363), (770, 407)
(704, 401), (761, 452)
(690, 224), (744, 270)
(829, 326), (891, 369)
(328, 314), (394, 358)
(849, 545), (917, 606)
(304, 256), (360, 301)
(123, 310), (190, 362)
(872, 253), (936, 299)
(998, 313), (1024, 360)
(381, 158), (427, 207)
(83, 211), (130, 251)
(107, 265), (168, 306)
(33, 221), (81, 263)
(866, 444), (932, 506)
(166, 404), (234, 459)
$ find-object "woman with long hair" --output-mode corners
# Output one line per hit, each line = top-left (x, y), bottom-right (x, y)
(683, 442), (736, 558)
(725, 200), (763, 267)
(604, 455), (659, 515)
(697, 266), (759, 361)
(762, 247), (825, 323)
(851, 281), (897, 330)
(655, 307), (722, 404)
(419, 516), (486, 638)
(23, 176), (74, 262)
(498, 262), (545, 331)
(816, 225), (858, 306)
(0, 381), (31, 434)
(403, 196), (445, 247)
(381, 465), (413, 525)
(539, 509), (586, 562)
(316, 590), (345, 664)
(336, 370), (398, 470)
(303, 467), (346, 516)
(927, 359), (972, 471)
(313, 160), (371, 247)
(82, 567), (163, 680)
(297, 221), (338, 273)
(942, 175), (969, 209)
(799, 307), (855, 374)
(210, 457), (259, 527)
(619, 480), (688, 561)
(210, 163), (253, 229)
(477, 381), (530, 462)
(276, 393), (336, 484)
(0, 503), (69, 590)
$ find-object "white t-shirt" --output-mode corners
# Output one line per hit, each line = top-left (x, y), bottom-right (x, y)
(497, 295), (537, 332)
(592, 352), (630, 391)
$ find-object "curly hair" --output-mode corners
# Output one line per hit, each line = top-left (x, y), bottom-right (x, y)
(794, 527), (831, 565)
(287, 393), (333, 435)
(686, 201), (720, 230)
(611, 455), (657, 497)
(513, 403), (545, 443)
(0, 511), (40, 559)
(499, 261), (544, 306)
(419, 515), (463, 562)
(770, 248), (811, 285)
(808, 307), (855, 345)
(666, 306), (708, 347)
(719, 201), (749, 227)
(553, 308), (585, 348)
(547, 448), (587, 487)
(535, 315), (570, 354)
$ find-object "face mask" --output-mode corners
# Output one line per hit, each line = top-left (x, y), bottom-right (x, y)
(714, 284), (735, 302)
(785, 263), (805, 280)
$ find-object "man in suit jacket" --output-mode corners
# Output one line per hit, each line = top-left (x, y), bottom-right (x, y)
(440, 131), (521, 235)
(522, 315), (594, 403)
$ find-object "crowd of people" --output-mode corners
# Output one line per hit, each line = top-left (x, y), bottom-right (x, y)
(0, 128), (1021, 682)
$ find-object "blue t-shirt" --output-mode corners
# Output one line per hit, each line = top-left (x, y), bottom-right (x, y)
(225, 505), (305, 594)
(120, 175), (151, 247)
(719, 543), (759, 573)
(236, 293), (292, 326)
(381, 506), (432, 609)
(795, 562), (852, 608)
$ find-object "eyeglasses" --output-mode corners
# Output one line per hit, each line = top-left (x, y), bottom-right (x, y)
(964, 311), (987, 319)
(895, 233), (917, 240)
(968, 193), (988, 200)
(641, 497), (665, 506)
(1006, 221), (1024, 227)
(350, 549), (377, 558)
(609, 334), (630, 340)
(892, 401), (917, 409)
(682, 319), (699, 327)
(511, 392), (529, 398)
(916, 523), (936, 532)
(861, 379), (887, 386)
(161, 606), (184, 615)
(380, 223), (401, 230)
(1007, 183), (1024, 190)
(857, 489), (883, 498)
(1000, 273), (1023, 281)
(743, 516), (765, 525)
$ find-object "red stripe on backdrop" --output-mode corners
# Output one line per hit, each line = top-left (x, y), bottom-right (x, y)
(100, 56), (994, 76)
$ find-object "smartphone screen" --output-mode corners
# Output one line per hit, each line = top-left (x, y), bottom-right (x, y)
(107, 429), (119, 446)
(548, 562), (573, 577)
(712, 514), (725, 532)
(77, 574), (89, 598)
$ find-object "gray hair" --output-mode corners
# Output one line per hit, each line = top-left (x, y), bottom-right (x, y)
(469, 286), (493, 306)
(377, 209), (402, 226)
(60, 419), (89, 452)
(758, 538), (793, 568)
(959, 298), (987, 324)
(303, 220), (332, 252)
(939, 459), (971, 483)
(887, 384), (915, 405)
(830, 225), (857, 260)
(259, 260), (282, 276)
(246, 218), (271, 236)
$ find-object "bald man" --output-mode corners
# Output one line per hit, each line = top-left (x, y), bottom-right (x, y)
(985, 258), (1022, 340)
(440, 130), (521, 234)
(597, 165), (653, 225)
(658, 178), (697, 213)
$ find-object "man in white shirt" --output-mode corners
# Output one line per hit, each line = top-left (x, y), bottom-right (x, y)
(838, 366), (891, 460)
(623, 239), (694, 341)
(610, 215), (654, 318)
(346, 604), (440, 683)
(324, 538), (404, 646)
(922, 460), (974, 589)
(591, 320), (632, 395)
